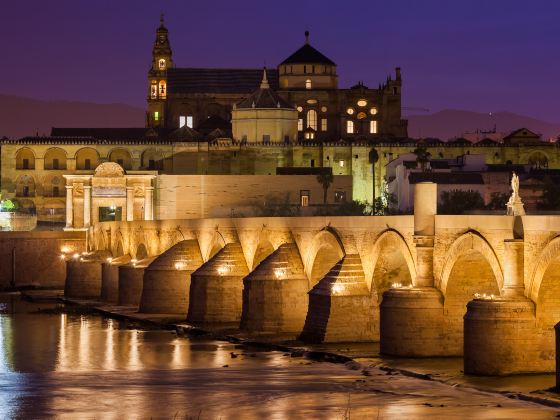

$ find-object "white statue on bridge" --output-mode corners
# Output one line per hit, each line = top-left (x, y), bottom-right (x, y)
(507, 172), (525, 216)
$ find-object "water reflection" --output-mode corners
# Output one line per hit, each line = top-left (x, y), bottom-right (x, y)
(0, 293), (557, 419)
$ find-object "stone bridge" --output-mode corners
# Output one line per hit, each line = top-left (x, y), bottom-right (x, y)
(65, 183), (560, 376)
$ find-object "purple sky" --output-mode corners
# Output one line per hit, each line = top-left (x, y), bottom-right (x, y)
(2, 0), (559, 121)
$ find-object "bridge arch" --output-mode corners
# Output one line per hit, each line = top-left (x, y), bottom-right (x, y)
(439, 231), (503, 353)
(251, 235), (275, 270)
(529, 236), (560, 304)
(305, 227), (345, 288)
(203, 230), (226, 262)
(439, 231), (503, 296)
(369, 229), (416, 300)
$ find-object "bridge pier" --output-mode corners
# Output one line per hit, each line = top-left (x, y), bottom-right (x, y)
(65, 251), (110, 299)
(187, 243), (249, 325)
(300, 254), (376, 343)
(241, 243), (308, 335)
(464, 239), (541, 375)
(118, 258), (154, 306)
(139, 240), (203, 315)
(101, 255), (130, 303)
(380, 182), (448, 355)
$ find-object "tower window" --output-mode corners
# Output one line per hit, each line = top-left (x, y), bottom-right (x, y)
(370, 120), (378, 134)
(298, 119), (303, 131)
(306, 110), (317, 130)
(187, 116), (193, 128)
(347, 120), (354, 134)
(158, 59), (166, 70)
(305, 79), (312, 89)
(321, 118), (327, 132)
(154, 111), (159, 121)
(179, 116), (185, 128)
(150, 83), (157, 99)
(158, 81), (166, 98)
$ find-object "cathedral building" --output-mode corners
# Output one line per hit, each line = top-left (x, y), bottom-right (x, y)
(147, 17), (407, 141)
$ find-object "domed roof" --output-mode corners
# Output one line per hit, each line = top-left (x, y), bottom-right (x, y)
(236, 69), (294, 109)
(280, 31), (335, 65)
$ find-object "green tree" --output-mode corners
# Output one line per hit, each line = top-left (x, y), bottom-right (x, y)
(538, 176), (560, 210)
(438, 189), (486, 214)
(369, 146), (379, 212)
(252, 193), (297, 217)
(413, 146), (431, 172)
(374, 192), (399, 215)
(314, 200), (369, 216)
(486, 192), (510, 211)
(316, 171), (334, 204)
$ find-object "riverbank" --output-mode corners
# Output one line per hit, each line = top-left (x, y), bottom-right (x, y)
(20, 289), (560, 412)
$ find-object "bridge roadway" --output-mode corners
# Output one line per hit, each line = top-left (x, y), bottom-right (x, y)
(64, 182), (560, 375)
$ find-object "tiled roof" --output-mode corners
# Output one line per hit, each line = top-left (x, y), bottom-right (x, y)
(49, 127), (168, 140)
(167, 68), (279, 94)
(280, 43), (336, 65)
(237, 72), (293, 109)
(409, 172), (484, 184)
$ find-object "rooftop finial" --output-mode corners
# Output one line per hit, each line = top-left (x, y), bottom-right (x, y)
(260, 67), (269, 89)
(160, 13), (165, 26)
(305, 30), (310, 44)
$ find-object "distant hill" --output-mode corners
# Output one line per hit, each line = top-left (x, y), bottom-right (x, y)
(1, 95), (559, 142)
(0, 95), (145, 139)
(406, 109), (560, 141)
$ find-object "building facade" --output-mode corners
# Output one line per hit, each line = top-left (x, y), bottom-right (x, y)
(146, 18), (407, 141)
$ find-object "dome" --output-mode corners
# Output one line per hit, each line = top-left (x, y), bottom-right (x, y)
(236, 69), (294, 109)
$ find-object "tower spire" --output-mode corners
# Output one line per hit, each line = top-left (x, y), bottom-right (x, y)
(305, 30), (310, 44)
(160, 12), (165, 26)
(260, 67), (269, 89)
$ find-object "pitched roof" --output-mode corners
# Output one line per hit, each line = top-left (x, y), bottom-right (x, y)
(167, 68), (279, 94)
(504, 127), (540, 140)
(168, 126), (203, 141)
(409, 172), (484, 184)
(236, 70), (293, 109)
(280, 43), (336, 65)
(196, 115), (231, 135)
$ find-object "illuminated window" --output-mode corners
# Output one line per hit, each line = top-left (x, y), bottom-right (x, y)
(186, 115), (193, 128)
(370, 120), (378, 134)
(321, 106), (328, 112)
(321, 118), (327, 131)
(158, 81), (166, 98)
(357, 99), (367, 107)
(305, 79), (312, 89)
(339, 160), (344, 167)
(298, 119), (303, 131)
(347, 108), (354, 115)
(304, 132), (315, 140)
(306, 110), (317, 130)
(179, 116), (185, 128)
(150, 83), (157, 99)
(307, 98), (317, 104)
(347, 120), (354, 134)
(300, 190), (310, 207)
(357, 111), (367, 120)
(334, 190), (346, 203)
(154, 111), (159, 121)
(370, 107), (378, 115)
(297, 106), (303, 112)
(158, 59), (166, 70)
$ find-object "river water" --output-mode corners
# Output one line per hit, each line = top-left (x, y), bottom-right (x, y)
(0, 293), (558, 419)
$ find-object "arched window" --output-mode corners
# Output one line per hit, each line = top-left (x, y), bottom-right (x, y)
(158, 80), (166, 98)
(141, 149), (164, 170)
(44, 147), (67, 170)
(150, 81), (157, 99)
(306, 110), (317, 130)
(16, 148), (35, 170)
(158, 59), (166, 70)
(346, 120), (354, 134)
(305, 79), (312, 89)
(108, 148), (133, 170)
(16, 175), (36, 197)
(529, 152), (548, 169)
(42, 175), (63, 197)
(370, 120), (378, 134)
(75, 148), (100, 170)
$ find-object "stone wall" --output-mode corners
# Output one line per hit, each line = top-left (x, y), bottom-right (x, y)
(0, 231), (85, 289)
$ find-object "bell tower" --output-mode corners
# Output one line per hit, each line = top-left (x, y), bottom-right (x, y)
(147, 14), (173, 128)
